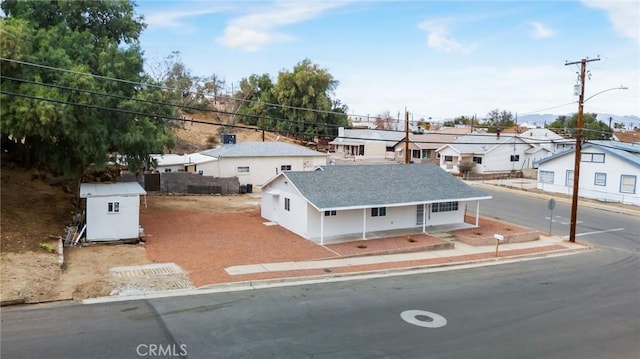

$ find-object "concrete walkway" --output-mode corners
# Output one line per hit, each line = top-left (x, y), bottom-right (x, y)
(225, 235), (587, 276)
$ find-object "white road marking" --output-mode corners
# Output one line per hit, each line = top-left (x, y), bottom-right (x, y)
(563, 228), (625, 238)
(400, 310), (447, 328)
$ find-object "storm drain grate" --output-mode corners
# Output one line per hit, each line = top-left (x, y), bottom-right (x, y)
(111, 263), (184, 278)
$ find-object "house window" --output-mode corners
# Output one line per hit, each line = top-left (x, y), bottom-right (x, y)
(472, 156), (482, 164)
(565, 170), (574, 187)
(412, 150), (421, 159)
(284, 198), (290, 211)
(371, 207), (386, 217)
(237, 166), (250, 174)
(107, 201), (120, 213)
(620, 175), (637, 194)
(164, 168), (172, 173)
(510, 155), (520, 162)
(444, 155), (453, 162)
(324, 210), (337, 216)
(582, 152), (605, 163)
(539, 171), (554, 184)
(432, 201), (459, 213)
(422, 150), (431, 160)
(594, 172), (606, 186)
(281, 165), (292, 171)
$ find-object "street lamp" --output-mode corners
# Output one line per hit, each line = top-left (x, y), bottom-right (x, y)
(567, 64), (628, 242)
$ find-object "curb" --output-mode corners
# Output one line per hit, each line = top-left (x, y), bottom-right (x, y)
(81, 245), (589, 305)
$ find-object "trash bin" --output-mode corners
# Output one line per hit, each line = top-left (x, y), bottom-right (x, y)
(239, 185), (247, 194)
(246, 184), (253, 193)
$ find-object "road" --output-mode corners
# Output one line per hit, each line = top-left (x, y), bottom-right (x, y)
(2, 188), (639, 359)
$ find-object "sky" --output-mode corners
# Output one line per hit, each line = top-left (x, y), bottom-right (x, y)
(136, 0), (640, 121)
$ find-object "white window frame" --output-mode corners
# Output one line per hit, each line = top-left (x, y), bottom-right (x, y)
(565, 170), (574, 187)
(581, 152), (605, 163)
(620, 175), (637, 194)
(107, 201), (120, 213)
(324, 210), (337, 217)
(371, 207), (386, 217)
(284, 198), (290, 211)
(540, 170), (554, 184)
(594, 172), (606, 186)
(237, 166), (250, 174)
(280, 165), (292, 171)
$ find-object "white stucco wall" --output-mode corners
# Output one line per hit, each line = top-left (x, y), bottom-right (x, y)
(209, 156), (326, 190)
(537, 148), (640, 205)
(86, 195), (141, 241)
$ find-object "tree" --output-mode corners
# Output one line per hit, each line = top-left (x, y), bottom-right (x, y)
(547, 113), (612, 140)
(271, 59), (349, 140)
(374, 111), (394, 130)
(1, 0), (175, 186)
(458, 160), (476, 179)
(483, 109), (515, 133)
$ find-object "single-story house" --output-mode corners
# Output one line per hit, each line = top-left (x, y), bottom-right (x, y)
(535, 140), (640, 205)
(150, 153), (218, 174)
(329, 127), (406, 160)
(261, 164), (492, 244)
(199, 141), (328, 190)
(79, 182), (146, 242)
(393, 128), (472, 164)
(436, 133), (549, 174)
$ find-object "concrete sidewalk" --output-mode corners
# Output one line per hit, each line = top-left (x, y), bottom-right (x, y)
(225, 234), (587, 276)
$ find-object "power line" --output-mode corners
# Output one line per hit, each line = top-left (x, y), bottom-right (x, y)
(0, 57), (368, 120)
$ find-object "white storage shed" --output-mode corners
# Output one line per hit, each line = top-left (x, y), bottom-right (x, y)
(80, 182), (146, 242)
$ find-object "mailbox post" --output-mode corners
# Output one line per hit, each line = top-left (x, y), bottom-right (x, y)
(494, 234), (505, 256)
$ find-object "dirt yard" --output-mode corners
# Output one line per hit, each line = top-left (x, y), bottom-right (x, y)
(1, 166), (527, 304)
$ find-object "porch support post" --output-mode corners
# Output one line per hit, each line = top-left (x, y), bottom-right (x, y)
(320, 211), (325, 245)
(475, 200), (480, 227)
(362, 208), (367, 240)
(422, 203), (426, 233)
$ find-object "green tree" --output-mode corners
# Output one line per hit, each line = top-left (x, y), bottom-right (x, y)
(547, 113), (612, 140)
(482, 109), (515, 133)
(1, 1), (175, 185)
(271, 59), (348, 140)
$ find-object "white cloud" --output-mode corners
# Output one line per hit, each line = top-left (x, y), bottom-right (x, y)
(144, 6), (231, 30)
(581, 0), (640, 46)
(216, 1), (350, 52)
(418, 19), (477, 54)
(528, 21), (555, 39)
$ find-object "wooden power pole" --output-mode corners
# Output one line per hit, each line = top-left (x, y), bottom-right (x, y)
(565, 57), (600, 242)
(404, 110), (410, 164)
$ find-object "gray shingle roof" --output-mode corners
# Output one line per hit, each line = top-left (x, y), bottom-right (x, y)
(279, 164), (491, 210)
(200, 142), (327, 158)
(446, 134), (529, 154)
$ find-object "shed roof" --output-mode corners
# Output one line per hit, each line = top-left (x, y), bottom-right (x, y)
(80, 182), (147, 198)
(269, 164), (491, 210)
(200, 142), (327, 158)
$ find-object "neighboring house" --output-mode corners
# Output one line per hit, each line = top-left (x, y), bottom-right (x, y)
(261, 164), (492, 244)
(514, 128), (575, 153)
(612, 130), (639, 144)
(199, 141), (328, 190)
(436, 133), (548, 174)
(535, 141), (640, 205)
(150, 153), (217, 174)
(329, 127), (405, 160)
(79, 182), (146, 242)
(394, 128), (472, 164)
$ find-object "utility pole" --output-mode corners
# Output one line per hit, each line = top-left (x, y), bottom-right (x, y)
(404, 109), (410, 164)
(565, 57), (600, 242)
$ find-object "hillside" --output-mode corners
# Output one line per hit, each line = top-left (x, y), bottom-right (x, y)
(170, 111), (299, 153)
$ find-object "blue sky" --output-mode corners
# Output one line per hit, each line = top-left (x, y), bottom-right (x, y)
(136, 0), (639, 121)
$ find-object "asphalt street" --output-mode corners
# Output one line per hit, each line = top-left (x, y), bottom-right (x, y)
(2, 189), (638, 359)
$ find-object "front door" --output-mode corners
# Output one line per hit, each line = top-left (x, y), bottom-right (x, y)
(416, 204), (424, 226)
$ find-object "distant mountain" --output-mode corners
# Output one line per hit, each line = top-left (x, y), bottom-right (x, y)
(516, 113), (639, 130)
